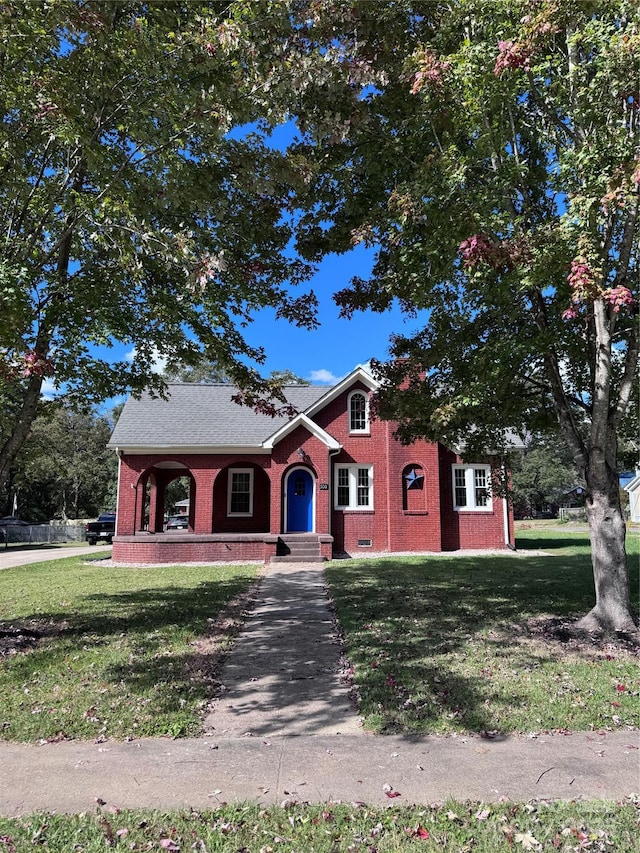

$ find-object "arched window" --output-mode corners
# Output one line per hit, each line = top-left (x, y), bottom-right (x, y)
(348, 390), (369, 433)
(402, 464), (425, 511)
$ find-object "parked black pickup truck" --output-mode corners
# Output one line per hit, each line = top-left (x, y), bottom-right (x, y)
(85, 513), (116, 545)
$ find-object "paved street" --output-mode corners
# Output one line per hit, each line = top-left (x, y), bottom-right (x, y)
(0, 543), (112, 570)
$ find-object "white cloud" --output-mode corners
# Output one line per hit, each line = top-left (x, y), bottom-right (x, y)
(40, 378), (58, 399)
(309, 368), (342, 384)
(124, 346), (168, 375)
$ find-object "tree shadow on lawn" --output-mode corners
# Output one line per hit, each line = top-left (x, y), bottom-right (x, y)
(326, 552), (639, 734)
(2, 575), (254, 640)
(0, 574), (258, 738)
(515, 535), (591, 552)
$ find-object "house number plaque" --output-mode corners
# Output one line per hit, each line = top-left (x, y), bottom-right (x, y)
(319, 483), (329, 490)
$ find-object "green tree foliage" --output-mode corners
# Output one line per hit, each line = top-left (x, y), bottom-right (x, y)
(230, 0), (639, 631)
(3, 402), (116, 521)
(165, 476), (191, 511)
(267, 369), (309, 386)
(164, 360), (309, 385)
(511, 437), (582, 518)
(0, 0), (317, 491)
(164, 361), (231, 384)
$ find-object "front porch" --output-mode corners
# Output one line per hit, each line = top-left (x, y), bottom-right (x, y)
(111, 532), (334, 565)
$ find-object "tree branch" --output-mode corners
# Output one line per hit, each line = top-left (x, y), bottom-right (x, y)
(614, 321), (639, 428)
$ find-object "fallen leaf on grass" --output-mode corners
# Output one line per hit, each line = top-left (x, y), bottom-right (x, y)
(475, 809), (490, 821)
(159, 840), (180, 851)
(515, 831), (541, 850)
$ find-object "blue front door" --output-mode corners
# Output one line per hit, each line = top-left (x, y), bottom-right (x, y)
(287, 469), (313, 532)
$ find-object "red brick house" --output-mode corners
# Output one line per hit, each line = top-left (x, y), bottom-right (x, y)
(108, 367), (515, 563)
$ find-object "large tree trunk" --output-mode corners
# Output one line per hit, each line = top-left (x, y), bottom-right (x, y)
(0, 374), (44, 495)
(577, 461), (637, 635)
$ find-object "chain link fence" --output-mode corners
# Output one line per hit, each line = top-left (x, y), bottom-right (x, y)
(0, 523), (86, 545)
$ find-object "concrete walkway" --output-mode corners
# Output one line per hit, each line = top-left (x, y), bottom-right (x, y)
(0, 560), (638, 816)
(202, 563), (362, 737)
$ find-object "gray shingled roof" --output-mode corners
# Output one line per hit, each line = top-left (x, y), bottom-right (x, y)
(109, 384), (331, 450)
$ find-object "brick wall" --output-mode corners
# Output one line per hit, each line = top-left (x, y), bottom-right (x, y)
(315, 385), (445, 554)
(114, 380), (515, 561)
(438, 446), (511, 550)
(112, 534), (276, 564)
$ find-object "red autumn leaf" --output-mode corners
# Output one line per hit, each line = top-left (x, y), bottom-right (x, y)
(616, 684), (627, 692)
(386, 790), (401, 798)
(416, 826), (430, 839)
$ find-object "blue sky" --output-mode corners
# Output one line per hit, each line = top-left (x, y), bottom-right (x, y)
(42, 242), (421, 408)
(240, 245), (421, 384)
(40, 120), (421, 399)
(207, 122), (425, 384)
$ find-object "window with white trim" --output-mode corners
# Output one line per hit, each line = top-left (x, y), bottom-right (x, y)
(452, 465), (492, 511)
(335, 464), (373, 509)
(348, 390), (370, 433)
(227, 468), (254, 516)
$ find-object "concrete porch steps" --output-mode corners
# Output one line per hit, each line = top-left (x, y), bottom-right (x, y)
(270, 534), (325, 563)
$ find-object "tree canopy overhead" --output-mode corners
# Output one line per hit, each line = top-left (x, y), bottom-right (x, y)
(228, 0), (638, 632)
(2, 0), (637, 633)
(0, 0), (317, 488)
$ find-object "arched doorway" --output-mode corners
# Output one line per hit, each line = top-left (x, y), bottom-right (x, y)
(285, 467), (314, 532)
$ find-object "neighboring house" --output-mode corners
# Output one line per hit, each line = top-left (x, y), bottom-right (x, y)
(624, 469), (640, 523)
(108, 366), (517, 564)
(560, 486), (586, 507)
(172, 499), (190, 516)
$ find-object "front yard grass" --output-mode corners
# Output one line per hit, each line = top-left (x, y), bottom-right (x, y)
(0, 556), (258, 742)
(326, 530), (639, 735)
(0, 799), (638, 852)
(1, 531), (638, 743)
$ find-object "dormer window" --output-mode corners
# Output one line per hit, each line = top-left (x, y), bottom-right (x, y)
(348, 390), (369, 434)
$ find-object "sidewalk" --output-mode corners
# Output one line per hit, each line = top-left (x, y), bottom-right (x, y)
(0, 561), (638, 816)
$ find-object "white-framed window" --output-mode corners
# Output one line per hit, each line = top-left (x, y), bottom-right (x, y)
(452, 465), (492, 511)
(227, 467), (254, 516)
(335, 464), (373, 509)
(348, 390), (370, 433)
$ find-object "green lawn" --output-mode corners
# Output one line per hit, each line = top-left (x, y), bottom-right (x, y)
(325, 530), (639, 735)
(0, 556), (258, 742)
(0, 532), (638, 743)
(0, 799), (638, 852)
(1, 537), (638, 848)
